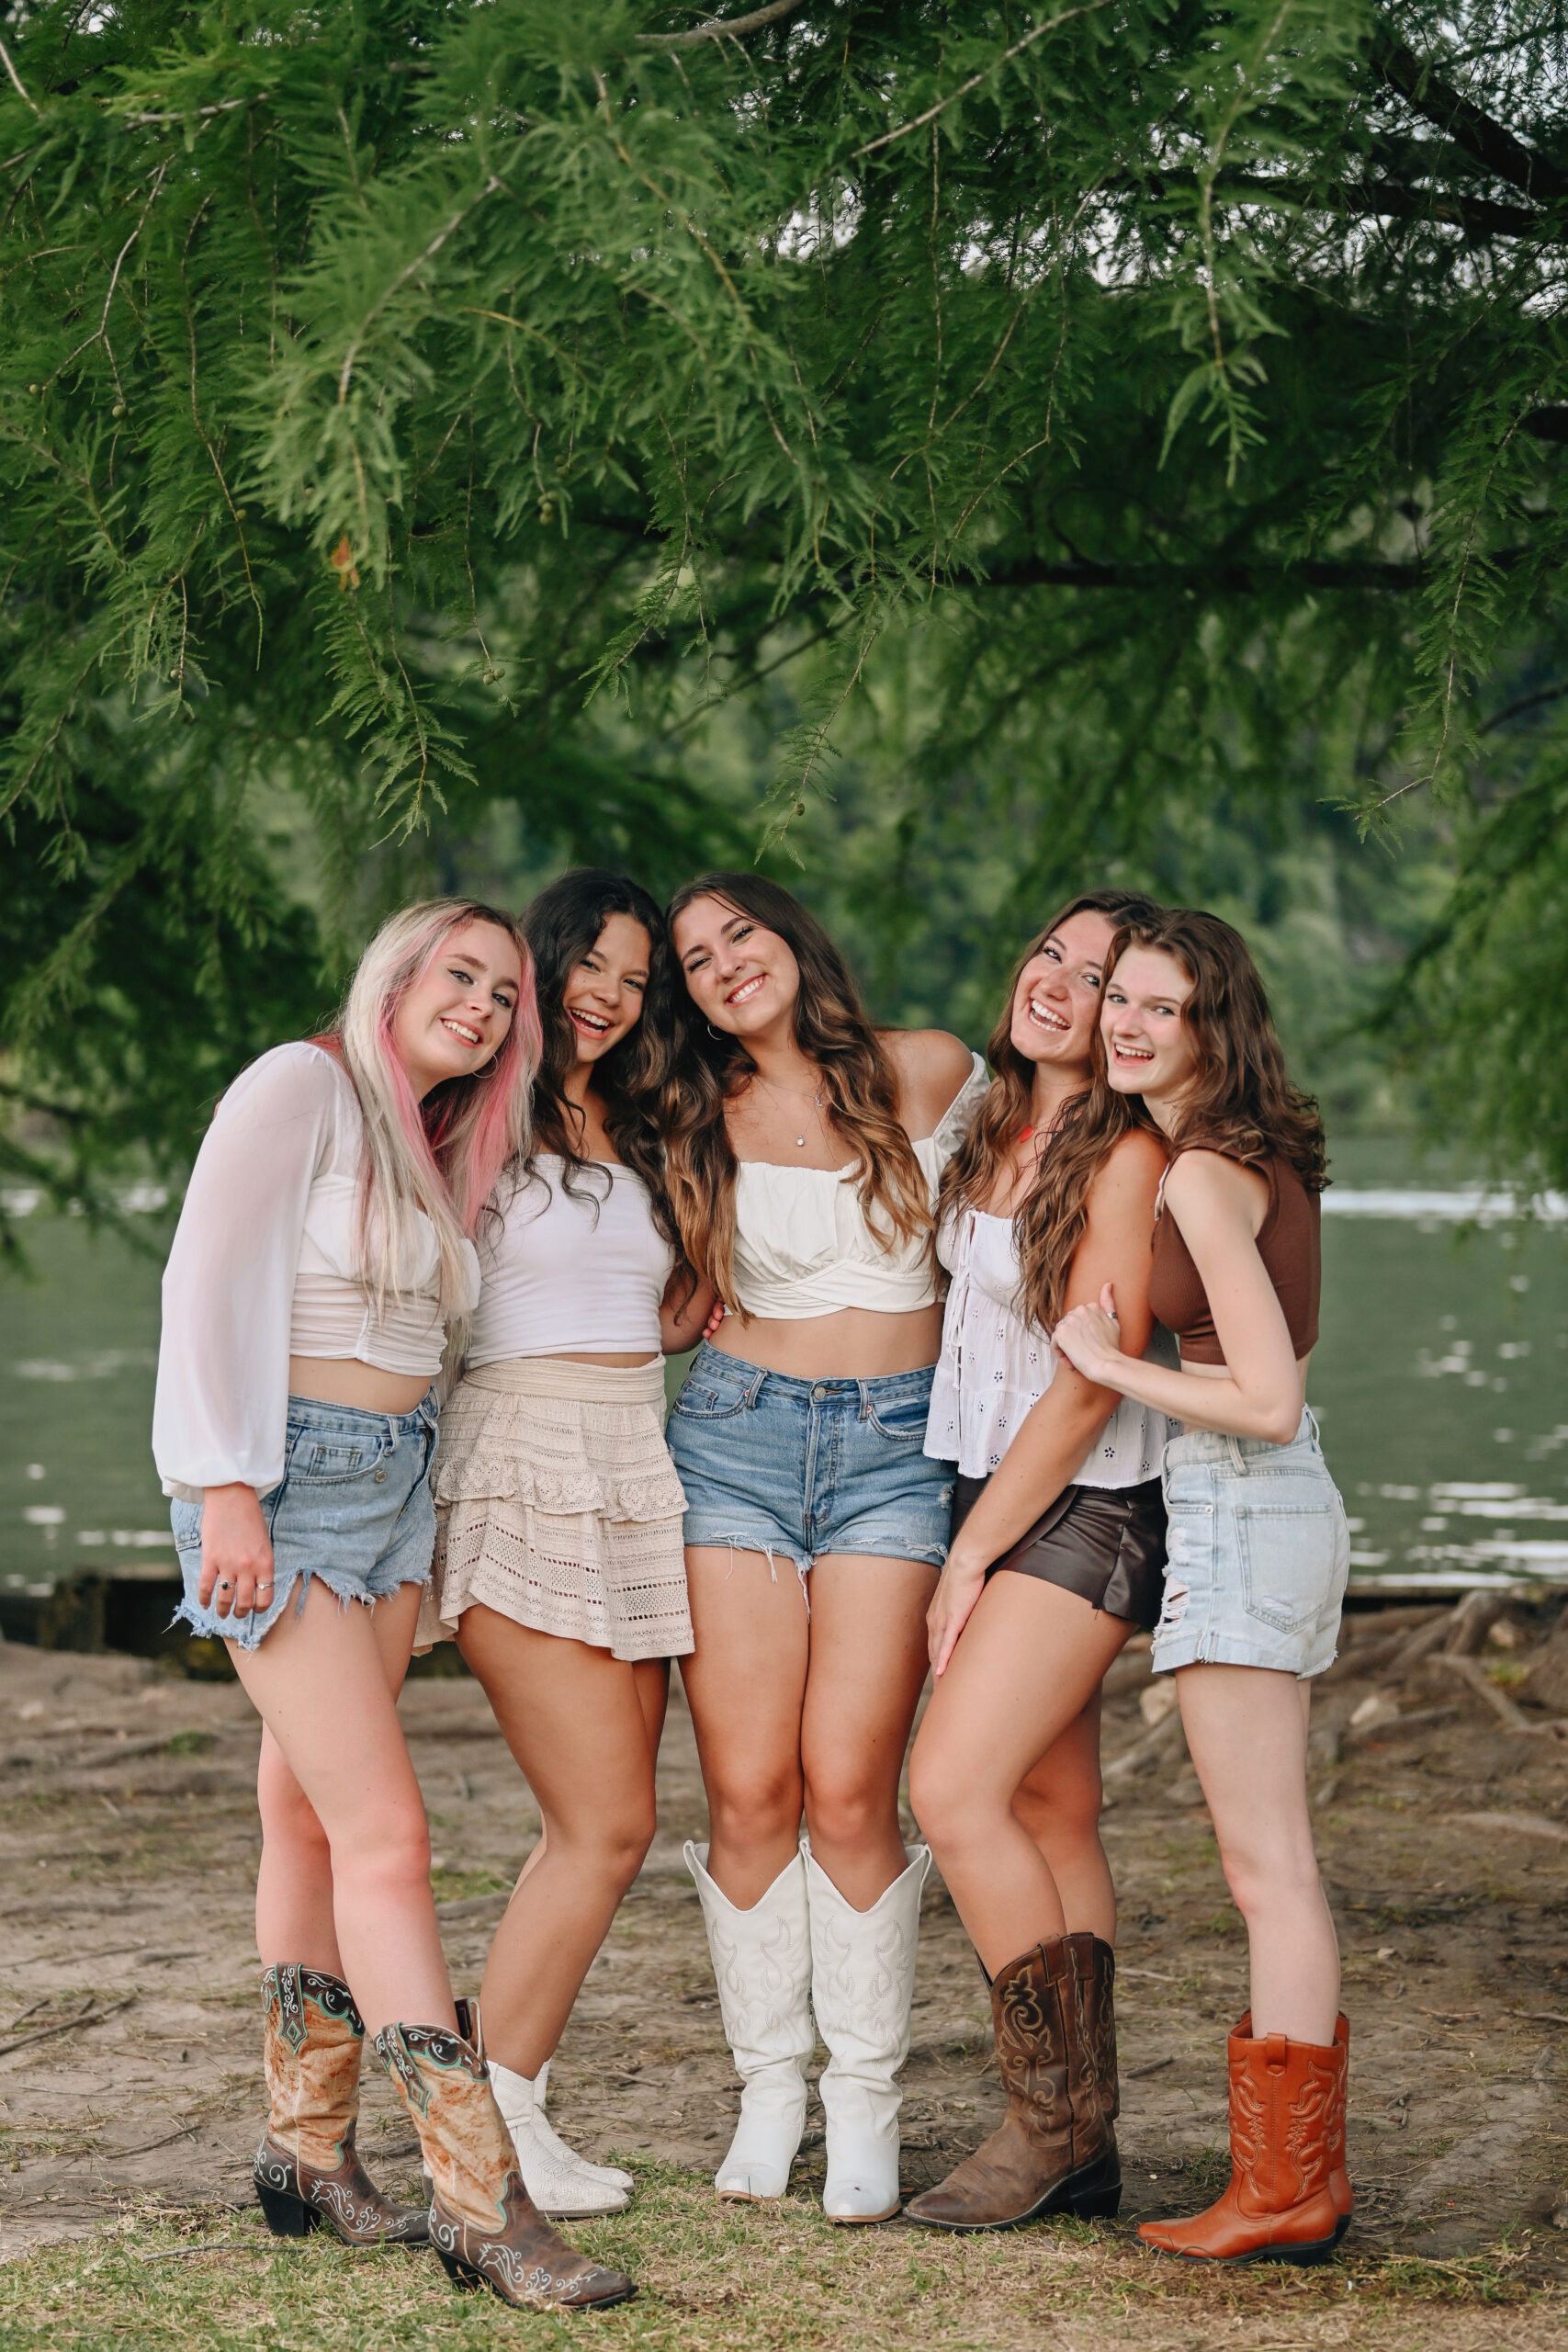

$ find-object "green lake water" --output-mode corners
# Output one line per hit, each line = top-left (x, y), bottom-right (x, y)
(4, 1138), (1567, 1611)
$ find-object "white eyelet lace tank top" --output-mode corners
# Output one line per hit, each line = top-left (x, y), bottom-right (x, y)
(730, 1054), (988, 1318)
(925, 1205), (1175, 1484)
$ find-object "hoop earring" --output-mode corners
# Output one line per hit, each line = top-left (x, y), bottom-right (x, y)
(707, 1022), (725, 1041)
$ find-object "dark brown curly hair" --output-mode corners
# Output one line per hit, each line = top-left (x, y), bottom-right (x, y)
(519, 868), (679, 1243)
(663, 873), (931, 1314)
(939, 891), (1167, 1332)
(1105, 907), (1328, 1191)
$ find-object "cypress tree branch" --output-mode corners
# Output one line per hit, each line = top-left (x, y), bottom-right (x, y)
(1371, 29), (1568, 208)
(975, 557), (1445, 593)
(1139, 170), (1547, 242)
(640, 0), (808, 43)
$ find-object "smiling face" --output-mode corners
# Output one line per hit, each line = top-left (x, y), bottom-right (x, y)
(389, 919), (524, 1101)
(672, 894), (801, 1040)
(1100, 944), (1200, 1114)
(1009, 908), (1119, 1076)
(559, 910), (652, 1067)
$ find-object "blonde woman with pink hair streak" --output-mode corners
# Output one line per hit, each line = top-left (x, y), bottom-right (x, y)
(152, 899), (634, 2313)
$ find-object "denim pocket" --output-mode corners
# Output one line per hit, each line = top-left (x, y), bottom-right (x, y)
(865, 1388), (931, 1443)
(1234, 1497), (1339, 1632)
(169, 1498), (203, 1556)
(671, 1370), (750, 1421)
(286, 1427), (393, 1485)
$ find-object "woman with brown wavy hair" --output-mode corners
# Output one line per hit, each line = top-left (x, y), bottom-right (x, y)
(900, 890), (1172, 2234)
(1054, 909), (1351, 2267)
(663, 873), (985, 2225)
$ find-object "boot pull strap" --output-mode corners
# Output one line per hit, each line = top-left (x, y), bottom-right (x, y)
(1264, 2032), (1289, 2073)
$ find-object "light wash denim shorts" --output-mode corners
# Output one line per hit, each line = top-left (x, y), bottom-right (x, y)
(1152, 1408), (1349, 1679)
(666, 1344), (953, 1588)
(170, 1391), (440, 1652)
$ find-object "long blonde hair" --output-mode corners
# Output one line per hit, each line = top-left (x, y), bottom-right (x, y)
(321, 899), (540, 1317)
(938, 891), (1165, 1332)
(664, 874), (931, 1315)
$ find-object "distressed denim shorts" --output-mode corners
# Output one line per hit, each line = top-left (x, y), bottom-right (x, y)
(1152, 1408), (1350, 1679)
(170, 1391), (440, 1652)
(666, 1344), (953, 1588)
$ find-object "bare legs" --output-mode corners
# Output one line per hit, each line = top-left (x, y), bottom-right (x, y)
(457, 1606), (658, 2077)
(234, 1579), (455, 2035)
(679, 1547), (936, 1912)
(1176, 1665), (1339, 2043)
(908, 1575), (1134, 1973)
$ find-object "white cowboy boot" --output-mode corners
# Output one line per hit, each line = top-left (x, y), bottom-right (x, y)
(805, 1838), (931, 2223)
(684, 1839), (813, 2199)
(531, 2059), (635, 2193)
(486, 2055), (630, 2217)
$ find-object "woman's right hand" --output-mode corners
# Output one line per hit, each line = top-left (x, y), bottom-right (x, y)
(199, 1484), (275, 1619)
(927, 1553), (987, 1679)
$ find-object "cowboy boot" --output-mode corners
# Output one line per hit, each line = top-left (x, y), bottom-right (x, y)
(684, 1840), (814, 2199)
(374, 2019), (635, 2310)
(1065, 1932), (1120, 2127)
(486, 2055), (631, 2217)
(903, 1939), (1121, 2231)
(805, 1839), (930, 2223)
(532, 2058), (636, 2194)
(254, 1964), (427, 2245)
(1138, 2015), (1350, 2264)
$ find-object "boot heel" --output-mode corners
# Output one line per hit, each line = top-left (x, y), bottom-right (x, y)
(256, 2181), (320, 2238)
(1069, 2180), (1122, 2220)
(435, 2246), (484, 2293)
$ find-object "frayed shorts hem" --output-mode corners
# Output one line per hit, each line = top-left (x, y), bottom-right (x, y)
(170, 1558), (432, 1653)
(682, 1519), (948, 1576)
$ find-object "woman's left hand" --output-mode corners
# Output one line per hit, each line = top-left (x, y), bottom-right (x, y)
(1052, 1283), (1126, 1383)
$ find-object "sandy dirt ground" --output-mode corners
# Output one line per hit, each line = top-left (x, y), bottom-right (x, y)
(2, 1596), (1566, 2284)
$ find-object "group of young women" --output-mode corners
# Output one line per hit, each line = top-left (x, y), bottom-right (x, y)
(151, 867), (1353, 2313)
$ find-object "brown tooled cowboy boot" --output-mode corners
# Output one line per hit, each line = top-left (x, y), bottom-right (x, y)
(374, 2019), (635, 2311)
(254, 1964), (428, 2245)
(1138, 2015), (1350, 2264)
(902, 1939), (1122, 2232)
(1065, 1933), (1120, 2128)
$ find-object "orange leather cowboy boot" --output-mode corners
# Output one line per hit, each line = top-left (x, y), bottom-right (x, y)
(1139, 2012), (1350, 2263)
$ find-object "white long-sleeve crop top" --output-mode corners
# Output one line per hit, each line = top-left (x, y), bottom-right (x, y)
(468, 1158), (676, 1364)
(730, 1053), (988, 1319)
(152, 1042), (479, 1502)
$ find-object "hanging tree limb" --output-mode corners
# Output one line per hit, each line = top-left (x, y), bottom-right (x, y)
(1371, 28), (1568, 209)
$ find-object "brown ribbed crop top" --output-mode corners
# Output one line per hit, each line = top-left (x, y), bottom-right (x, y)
(1147, 1155), (1321, 1364)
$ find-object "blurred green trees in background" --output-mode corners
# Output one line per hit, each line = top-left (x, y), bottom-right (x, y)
(5, 0), (1568, 1237)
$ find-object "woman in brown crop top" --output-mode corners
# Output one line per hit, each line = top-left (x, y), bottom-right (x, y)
(1054, 909), (1353, 2271)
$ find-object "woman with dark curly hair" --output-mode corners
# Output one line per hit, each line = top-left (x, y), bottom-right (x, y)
(1054, 907), (1351, 2267)
(420, 869), (715, 2220)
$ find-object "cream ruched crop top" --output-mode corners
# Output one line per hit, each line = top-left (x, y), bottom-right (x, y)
(731, 1053), (988, 1318)
(152, 1042), (479, 1502)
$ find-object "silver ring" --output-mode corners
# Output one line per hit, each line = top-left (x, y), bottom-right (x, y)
(216, 1579), (232, 1592)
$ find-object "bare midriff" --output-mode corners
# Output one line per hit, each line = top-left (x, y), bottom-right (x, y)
(1176, 1351), (1313, 1436)
(288, 1356), (433, 1415)
(707, 1303), (944, 1381)
(543, 1351), (660, 1369)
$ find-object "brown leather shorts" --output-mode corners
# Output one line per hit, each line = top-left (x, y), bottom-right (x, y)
(952, 1473), (1168, 1633)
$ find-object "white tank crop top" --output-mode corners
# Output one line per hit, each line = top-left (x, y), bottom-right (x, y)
(468, 1158), (676, 1364)
(731, 1054), (988, 1319)
(153, 1042), (479, 1501)
(925, 1206), (1174, 1485)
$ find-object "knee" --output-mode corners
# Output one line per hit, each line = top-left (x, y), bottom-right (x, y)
(803, 1770), (886, 1856)
(577, 1793), (658, 1891)
(1015, 1764), (1102, 1852)
(334, 1807), (433, 1901)
(1216, 1837), (1321, 1924)
(707, 1761), (802, 1851)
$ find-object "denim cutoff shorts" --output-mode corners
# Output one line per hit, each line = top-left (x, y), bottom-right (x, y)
(170, 1390), (440, 1652)
(666, 1343), (953, 1589)
(1152, 1407), (1350, 1679)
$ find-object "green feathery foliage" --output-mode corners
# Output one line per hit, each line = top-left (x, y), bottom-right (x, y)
(5, 0), (1568, 1216)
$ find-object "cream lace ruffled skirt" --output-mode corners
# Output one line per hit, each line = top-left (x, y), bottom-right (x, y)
(416, 1356), (692, 1662)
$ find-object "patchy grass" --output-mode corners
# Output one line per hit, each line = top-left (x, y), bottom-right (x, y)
(1, 2169), (1560, 2352)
